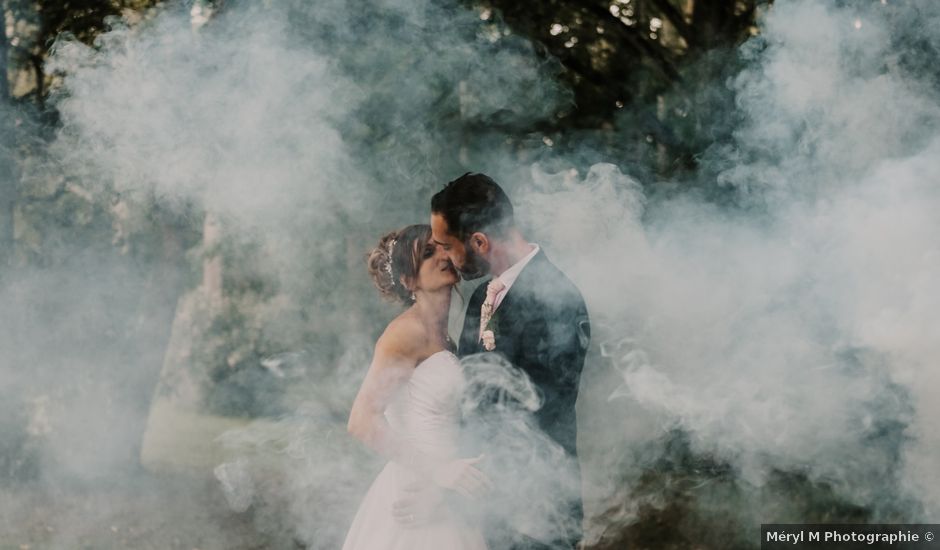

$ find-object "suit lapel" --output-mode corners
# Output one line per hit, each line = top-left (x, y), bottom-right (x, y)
(458, 278), (489, 356)
(490, 251), (549, 358)
(494, 250), (546, 318)
(462, 251), (550, 357)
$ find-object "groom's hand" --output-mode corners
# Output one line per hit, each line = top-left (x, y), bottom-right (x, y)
(394, 455), (493, 528)
(392, 482), (445, 528)
(430, 454), (493, 498)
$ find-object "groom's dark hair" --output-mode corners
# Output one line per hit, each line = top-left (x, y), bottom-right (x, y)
(431, 172), (514, 241)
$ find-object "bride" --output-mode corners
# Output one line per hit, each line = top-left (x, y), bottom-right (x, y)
(342, 224), (491, 550)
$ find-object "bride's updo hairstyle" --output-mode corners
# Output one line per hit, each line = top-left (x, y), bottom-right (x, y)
(367, 224), (432, 306)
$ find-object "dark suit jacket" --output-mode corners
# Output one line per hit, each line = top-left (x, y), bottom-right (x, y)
(458, 249), (590, 548)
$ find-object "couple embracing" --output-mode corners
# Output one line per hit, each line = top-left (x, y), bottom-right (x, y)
(342, 173), (591, 550)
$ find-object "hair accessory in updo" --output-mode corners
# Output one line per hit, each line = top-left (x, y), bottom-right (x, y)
(367, 225), (431, 306)
(384, 238), (397, 286)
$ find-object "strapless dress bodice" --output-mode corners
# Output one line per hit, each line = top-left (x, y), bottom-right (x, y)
(384, 350), (464, 461)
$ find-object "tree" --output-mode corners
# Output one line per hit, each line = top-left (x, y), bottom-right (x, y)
(466, 0), (763, 175)
(3, 0), (158, 108)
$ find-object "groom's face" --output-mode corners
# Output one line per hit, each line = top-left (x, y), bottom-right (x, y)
(431, 213), (489, 281)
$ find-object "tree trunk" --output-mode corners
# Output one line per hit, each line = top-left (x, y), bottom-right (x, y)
(0, 21), (14, 270)
(0, 165), (13, 271)
(0, 12), (9, 101)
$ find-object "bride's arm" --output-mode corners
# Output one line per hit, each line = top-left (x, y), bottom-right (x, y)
(346, 331), (416, 458)
(347, 323), (489, 498)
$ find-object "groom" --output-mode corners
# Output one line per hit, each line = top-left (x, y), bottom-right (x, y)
(430, 172), (590, 549)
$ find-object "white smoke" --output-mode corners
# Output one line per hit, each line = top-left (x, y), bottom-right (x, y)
(4, 0), (939, 547)
(6, 0), (575, 547)
(509, 0), (940, 539)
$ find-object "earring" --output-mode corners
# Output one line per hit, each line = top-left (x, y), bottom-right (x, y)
(411, 292), (416, 302)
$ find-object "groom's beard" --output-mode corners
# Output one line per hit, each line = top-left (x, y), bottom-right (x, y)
(457, 247), (490, 281)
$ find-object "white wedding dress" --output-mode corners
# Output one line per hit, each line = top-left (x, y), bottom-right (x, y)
(341, 350), (487, 550)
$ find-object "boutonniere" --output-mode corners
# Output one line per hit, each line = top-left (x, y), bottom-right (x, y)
(481, 311), (499, 351)
(480, 278), (506, 351)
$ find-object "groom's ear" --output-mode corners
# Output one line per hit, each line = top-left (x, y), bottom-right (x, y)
(469, 232), (490, 254)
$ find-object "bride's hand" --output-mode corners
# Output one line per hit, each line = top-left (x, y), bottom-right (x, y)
(430, 454), (493, 498)
(392, 482), (445, 528)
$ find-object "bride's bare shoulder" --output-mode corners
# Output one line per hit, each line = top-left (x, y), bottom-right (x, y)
(375, 313), (425, 359)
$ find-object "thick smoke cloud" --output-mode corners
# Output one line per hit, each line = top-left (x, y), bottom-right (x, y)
(3, 0), (574, 547)
(506, 0), (940, 540)
(2, 0), (938, 547)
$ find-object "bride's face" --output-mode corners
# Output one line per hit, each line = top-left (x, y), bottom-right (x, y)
(415, 237), (459, 291)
